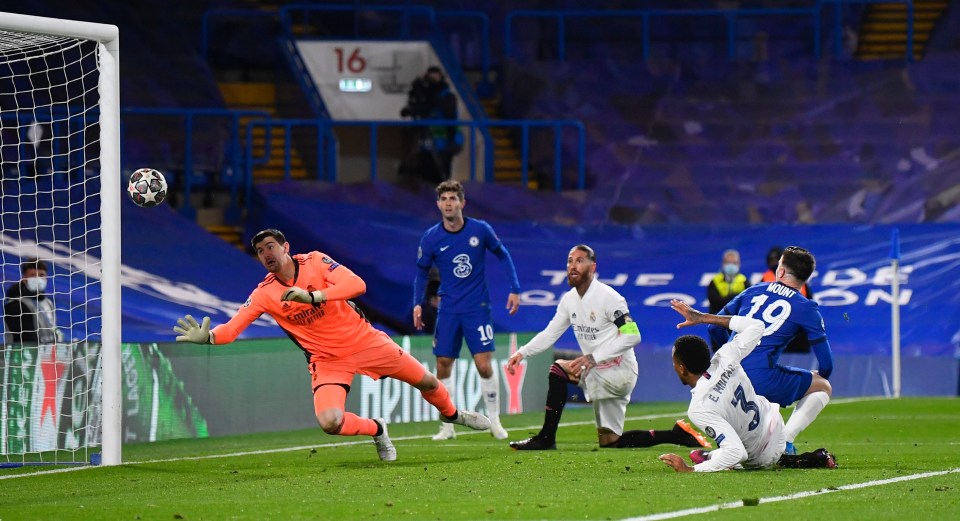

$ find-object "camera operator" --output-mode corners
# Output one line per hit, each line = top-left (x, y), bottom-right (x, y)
(399, 66), (463, 183)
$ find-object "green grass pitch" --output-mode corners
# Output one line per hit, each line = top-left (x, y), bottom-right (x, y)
(2, 397), (958, 520)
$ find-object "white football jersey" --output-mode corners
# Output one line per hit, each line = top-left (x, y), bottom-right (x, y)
(518, 279), (638, 368)
(688, 316), (786, 472)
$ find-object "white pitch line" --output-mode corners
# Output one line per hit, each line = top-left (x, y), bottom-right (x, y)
(620, 468), (960, 521)
(0, 395), (895, 481)
(0, 411), (686, 480)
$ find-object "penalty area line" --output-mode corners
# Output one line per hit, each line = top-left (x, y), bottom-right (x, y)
(620, 467), (960, 521)
(0, 411), (691, 480)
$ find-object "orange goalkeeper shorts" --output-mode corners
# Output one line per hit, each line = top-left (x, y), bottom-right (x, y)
(308, 337), (428, 391)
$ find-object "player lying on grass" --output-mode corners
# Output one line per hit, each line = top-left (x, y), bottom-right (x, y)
(173, 228), (491, 462)
(506, 245), (711, 451)
(659, 299), (837, 472)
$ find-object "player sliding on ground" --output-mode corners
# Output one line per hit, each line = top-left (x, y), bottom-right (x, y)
(173, 228), (491, 461)
(659, 299), (837, 472)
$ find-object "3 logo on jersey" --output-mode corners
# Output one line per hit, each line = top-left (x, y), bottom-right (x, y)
(453, 253), (473, 278)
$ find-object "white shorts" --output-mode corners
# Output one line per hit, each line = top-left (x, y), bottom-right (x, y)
(743, 411), (786, 469)
(579, 355), (638, 435)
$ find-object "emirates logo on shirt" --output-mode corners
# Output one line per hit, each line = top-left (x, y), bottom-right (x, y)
(287, 306), (325, 325)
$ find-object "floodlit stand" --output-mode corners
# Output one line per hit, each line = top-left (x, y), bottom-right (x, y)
(0, 11), (121, 466)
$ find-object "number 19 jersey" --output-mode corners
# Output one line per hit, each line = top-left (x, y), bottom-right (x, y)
(710, 282), (830, 374)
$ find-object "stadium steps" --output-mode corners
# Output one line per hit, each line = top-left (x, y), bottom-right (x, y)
(214, 81), (309, 249)
(855, 0), (947, 61)
(480, 96), (539, 190)
(217, 81), (309, 182)
(206, 225), (247, 252)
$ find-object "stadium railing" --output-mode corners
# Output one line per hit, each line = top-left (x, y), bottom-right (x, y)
(120, 108), (270, 220)
(503, 1), (918, 63)
(117, 109), (585, 218)
(820, 0), (917, 60)
(238, 117), (585, 188)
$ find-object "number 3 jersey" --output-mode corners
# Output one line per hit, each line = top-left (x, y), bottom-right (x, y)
(688, 316), (785, 472)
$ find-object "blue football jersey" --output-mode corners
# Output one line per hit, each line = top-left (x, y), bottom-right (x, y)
(708, 282), (831, 375)
(416, 218), (516, 314)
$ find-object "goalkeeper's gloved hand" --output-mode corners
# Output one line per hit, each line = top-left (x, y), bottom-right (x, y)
(280, 287), (326, 305)
(173, 314), (213, 344)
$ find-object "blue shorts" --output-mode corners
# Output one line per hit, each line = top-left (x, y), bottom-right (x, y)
(744, 365), (813, 407)
(433, 310), (495, 359)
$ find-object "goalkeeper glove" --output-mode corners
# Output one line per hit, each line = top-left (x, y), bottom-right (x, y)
(173, 314), (213, 344)
(281, 287), (326, 305)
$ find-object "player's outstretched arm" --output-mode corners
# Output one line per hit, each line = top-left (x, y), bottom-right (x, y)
(173, 314), (213, 344)
(670, 299), (732, 330)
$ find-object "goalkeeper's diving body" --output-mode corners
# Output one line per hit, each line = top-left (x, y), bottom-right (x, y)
(173, 228), (491, 461)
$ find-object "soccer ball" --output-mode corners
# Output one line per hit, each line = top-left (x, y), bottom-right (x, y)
(127, 168), (168, 207)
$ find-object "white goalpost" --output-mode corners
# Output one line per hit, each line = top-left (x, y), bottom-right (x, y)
(0, 12), (121, 466)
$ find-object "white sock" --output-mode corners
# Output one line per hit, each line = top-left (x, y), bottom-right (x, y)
(784, 391), (830, 442)
(439, 376), (455, 405)
(480, 372), (500, 421)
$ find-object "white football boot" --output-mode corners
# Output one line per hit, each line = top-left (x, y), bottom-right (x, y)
(489, 416), (508, 440)
(431, 422), (456, 440)
(373, 418), (397, 461)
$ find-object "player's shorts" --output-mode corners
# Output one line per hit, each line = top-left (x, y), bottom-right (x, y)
(579, 355), (638, 435)
(745, 364), (813, 407)
(308, 336), (427, 390)
(433, 310), (495, 359)
(742, 411), (787, 470)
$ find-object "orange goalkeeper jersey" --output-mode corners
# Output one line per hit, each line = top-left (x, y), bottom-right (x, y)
(210, 252), (391, 361)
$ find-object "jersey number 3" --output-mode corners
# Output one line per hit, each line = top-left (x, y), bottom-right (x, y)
(744, 295), (792, 336)
(731, 384), (761, 431)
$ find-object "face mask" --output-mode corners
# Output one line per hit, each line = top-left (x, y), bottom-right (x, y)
(722, 263), (739, 277)
(25, 276), (47, 293)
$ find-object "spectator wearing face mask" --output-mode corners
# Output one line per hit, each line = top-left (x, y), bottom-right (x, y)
(706, 249), (750, 315)
(4, 258), (62, 345)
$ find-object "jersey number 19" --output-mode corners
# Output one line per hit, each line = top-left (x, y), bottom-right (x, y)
(744, 295), (792, 336)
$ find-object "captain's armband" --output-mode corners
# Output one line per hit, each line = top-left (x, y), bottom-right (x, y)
(614, 312), (639, 335)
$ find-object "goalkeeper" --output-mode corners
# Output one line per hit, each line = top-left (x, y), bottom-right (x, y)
(173, 228), (491, 462)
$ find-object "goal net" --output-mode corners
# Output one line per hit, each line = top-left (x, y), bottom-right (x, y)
(0, 12), (121, 467)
